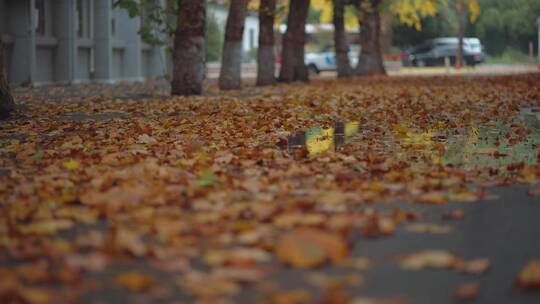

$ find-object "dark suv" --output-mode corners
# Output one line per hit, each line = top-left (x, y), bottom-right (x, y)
(406, 37), (486, 67)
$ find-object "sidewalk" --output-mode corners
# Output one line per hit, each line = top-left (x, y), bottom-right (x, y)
(206, 62), (539, 80)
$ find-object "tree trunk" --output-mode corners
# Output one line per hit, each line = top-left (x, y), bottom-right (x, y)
(455, 1), (465, 69)
(0, 37), (15, 119)
(278, 0), (310, 83)
(379, 11), (393, 54)
(171, 1), (206, 96)
(355, 1), (386, 76)
(219, 0), (249, 90)
(333, 0), (352, 78)
(256, 0), (276, 86)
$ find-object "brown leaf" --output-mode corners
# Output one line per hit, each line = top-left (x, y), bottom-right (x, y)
(114, 228), (147, 257)
(116, 272), (155, 292)
(442, 209), (465, 220)
(414, 192), (448, 205)
(456, 258), (491, 275)
(18, 219), (73, 235)
(527, 187), (540, 197)
(454, 282), (480, 300)
(178, 272), (240, 297)
(400, 250), (456, 270)
(516, 259), (540, 290)
(260, 289), (311, 304)
(276, 228), (348, 268)
(406, 223), (452, 234)
(66, 253), (108, 272)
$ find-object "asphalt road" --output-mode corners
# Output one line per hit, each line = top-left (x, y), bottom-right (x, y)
(75, 185), (540, 304)
(320, 184), (540, 304)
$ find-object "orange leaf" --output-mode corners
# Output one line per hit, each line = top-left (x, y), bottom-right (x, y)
(276, 228), (348, 268)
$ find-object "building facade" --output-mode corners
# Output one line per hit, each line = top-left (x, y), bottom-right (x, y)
(0, 0), (166, 86)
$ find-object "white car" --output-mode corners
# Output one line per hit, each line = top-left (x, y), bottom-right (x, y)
(305, 46), (359, 74)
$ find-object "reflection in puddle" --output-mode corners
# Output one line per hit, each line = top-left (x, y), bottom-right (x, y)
(286, 110), (540, 168)
(288, 121), (359, 156)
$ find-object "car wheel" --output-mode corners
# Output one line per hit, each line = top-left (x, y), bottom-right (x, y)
(416, 60), (426, 67)
(307, 64), (319, 76)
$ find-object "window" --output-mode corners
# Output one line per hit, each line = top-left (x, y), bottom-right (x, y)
(35, 0), (45, 36)
(77, 0), (93, 39)
(111, 0), (116, 37)
(111, 18), (116, 37)
(76, 0), (83, 37)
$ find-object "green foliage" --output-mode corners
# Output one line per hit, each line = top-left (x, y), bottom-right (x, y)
(392, 15), (454, 49)
(475, 0), (540, 55)
(115, 1), (222, 62)
(114, 0), (140, 17)
(485, 47), (531, 64)
(392, 0), (540, 56)
(114, 0), (177, 46)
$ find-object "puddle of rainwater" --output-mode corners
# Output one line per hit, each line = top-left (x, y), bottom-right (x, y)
(287, 121), (360, 156)
(285, 109), (540, 168)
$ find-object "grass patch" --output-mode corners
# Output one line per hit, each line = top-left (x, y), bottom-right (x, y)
(486, 48), (533, 65)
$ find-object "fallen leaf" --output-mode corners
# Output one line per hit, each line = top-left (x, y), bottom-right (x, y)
(341, 257), (371, 270)
(18, 219), (73, 235)
(66, 253), (108, 272)
(63, 159), (80, 170)
(137, 134), (158, 144)
(400, 250), (456, 270)
(149, 258), (190, 273)
(414, 192), (448, 205)
(406, 223), (452, 234)
(351, 296), (409, 304)
(196, 169), (217, 186)
(260, 289), (311, 304)
(212, 266), (267, 283)
(276, 228), (348, 268)
(454, 282), (480, 300)
(456, 258), (491, 275)
(179, 272), (240, 297)
(527, 187), (540, 197)
(516, 259), (540, 291)
(116, 272), (155, 292)
(442, 209), (465, 220)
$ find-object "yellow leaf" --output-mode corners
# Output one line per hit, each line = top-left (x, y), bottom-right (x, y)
(63, 159), (80, 170)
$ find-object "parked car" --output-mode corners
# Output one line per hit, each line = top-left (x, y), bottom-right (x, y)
(405, 37), (486, 67)
(305, 46), (359, 74)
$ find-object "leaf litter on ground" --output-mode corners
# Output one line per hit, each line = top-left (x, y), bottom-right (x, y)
(0, 75), (540, 302)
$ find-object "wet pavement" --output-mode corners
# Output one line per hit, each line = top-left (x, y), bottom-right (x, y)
(285, 107), (540, 169)
(253, 108), (540, 303)
(256, 184), (540, 304)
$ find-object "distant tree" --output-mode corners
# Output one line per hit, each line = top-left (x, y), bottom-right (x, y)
(312, 0), (438, 76)
(333, 0), (353, 77)
(354, 0), (386, 75)
(279, 0), (311, 82)
(0, 37), (15, 119)
(451, 0), (480, 68)
(114, 0), (206, 96)
(256, 0), (277, 86)
(475, 0), (540, 56)
(219, 0), (249, 90)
